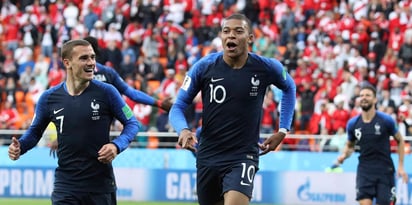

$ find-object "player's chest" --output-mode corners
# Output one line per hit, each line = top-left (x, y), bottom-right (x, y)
(353, 122), (388, 142)
(49, 94), (110, 121)
(202, 68), (269, 98)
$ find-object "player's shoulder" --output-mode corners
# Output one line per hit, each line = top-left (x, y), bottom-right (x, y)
(198, 52), (222, 65)
(43, 82), (64, 96)
(91, 79), (116, 91)
(347, 114), (362, 126)
(248, 52), (283, 69)
(189, 52), (223, 74)
(375, 111), (395, 122)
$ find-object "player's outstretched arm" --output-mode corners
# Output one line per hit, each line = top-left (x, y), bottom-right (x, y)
(122, 85), (173, 111)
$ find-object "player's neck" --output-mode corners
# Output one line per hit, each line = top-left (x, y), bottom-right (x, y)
(65, 78), (90, 96)
(223, 53), (248, 69)
(361, 109), (376, 123)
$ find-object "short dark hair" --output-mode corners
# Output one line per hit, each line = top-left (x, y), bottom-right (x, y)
(83, 36), (99, 55)
(61, 39), (91, 60)
(222, 13), (253, 34)
(360, 82), (377, 97)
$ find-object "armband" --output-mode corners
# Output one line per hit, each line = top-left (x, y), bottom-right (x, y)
(279, 128), (288, 134)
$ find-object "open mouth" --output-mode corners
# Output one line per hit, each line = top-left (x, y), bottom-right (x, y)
(84, 67), (94, 73)
(226, 42), (237, 51)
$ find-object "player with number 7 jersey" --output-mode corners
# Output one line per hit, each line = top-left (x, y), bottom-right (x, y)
(8, 39), (140, 205)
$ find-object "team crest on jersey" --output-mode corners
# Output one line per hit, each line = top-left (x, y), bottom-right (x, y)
(181, 75), (191, 91)
(374, 123), (381, 135)
(249, 74), (260, 96)
(91, 99), (100, 120)
(354, 128), (362, 140)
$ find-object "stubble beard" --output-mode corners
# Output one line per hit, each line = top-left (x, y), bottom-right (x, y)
(360, 103), (373, 112)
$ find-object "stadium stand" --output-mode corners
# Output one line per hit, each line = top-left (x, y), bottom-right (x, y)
(0, 0), (411, 151)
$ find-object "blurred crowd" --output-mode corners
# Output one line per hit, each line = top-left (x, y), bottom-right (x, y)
(0, 0), (411, 150)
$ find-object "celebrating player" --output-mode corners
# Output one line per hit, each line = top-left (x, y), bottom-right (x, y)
(49, 36), (172, 155)
(169, 14), (296, 205)
(8, 39), (140, 205)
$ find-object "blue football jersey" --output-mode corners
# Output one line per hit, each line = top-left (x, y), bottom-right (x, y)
(169, 52), (296, 166)
(19, 80), (140, 192)
(346, 111), (398, 174)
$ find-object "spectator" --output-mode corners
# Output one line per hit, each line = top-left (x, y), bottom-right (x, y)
(104, 40), (123, 72)
(340, 68), (359, 101)
(123, 19), (144, 56)
(47, 52), (66, 88)
(380, 47), (398, 74)
(261, 90), (278, 134)
(32, 53), (50, 90)
(62, 1), (79, 30)
(194, 16), (213, 45)
(0, 100), (19, 130)
(2, 15), (20, 51)
(159, 68), (178, 100)
(108, 6), (129, 34)
(119, 54), (136, 79)
(398, 35), (412, 71)
(27, 77), (44, 105)
(142, 30), (160, 59)
(297, 79), (317, 131)
(331, 98), (350, 134)
(89, 20), (107, 48)
(14, 41), (34, 75)
(120, 40), (137, 65)
(1, 51), (17, 80)
(104, 23), (123, 48)
(368, 32), (386, 66)
(18, 65), (33, 92)
(309, 102), (332, 135)
(82, 3), (99, 33)
(378, 89), (397, 112)
(100, 0), (116, 25)
(3, 77), (17, 107)
(39, 17), (57, 58)
(323, 126), (347, 152)
(146, 55), (165, 82)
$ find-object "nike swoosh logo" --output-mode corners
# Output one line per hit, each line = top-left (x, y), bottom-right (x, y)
(211, 77), (224, 82)
(53, 108), (64, 114)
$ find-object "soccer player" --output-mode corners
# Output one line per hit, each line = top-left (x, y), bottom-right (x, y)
(169, 14), (296, 205)
(49, 36), (172, 154)
(332, 83), (408, 205)
(8, 39), (140, 205)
